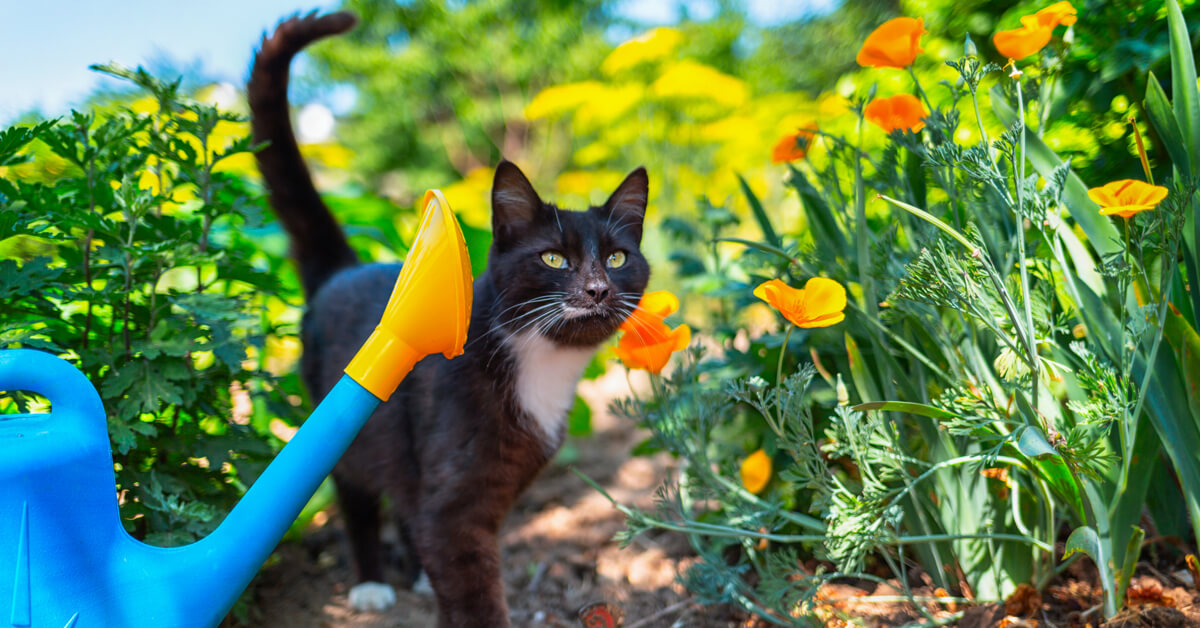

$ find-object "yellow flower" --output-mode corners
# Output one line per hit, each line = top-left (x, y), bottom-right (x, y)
(864, 94), (927, 133)
(741, 449), (772, 494)
(771, 125), (818, 163)
(602, 27), (683, 75)
(993, 16), (1052, 60)
(1087, 179), (1169, 218)
(754, 277), (847, 328)
(856, 17), (926, 69)
(615, 291), (691, 374)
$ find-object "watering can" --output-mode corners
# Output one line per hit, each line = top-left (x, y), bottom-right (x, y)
(0, 190), (472, 628)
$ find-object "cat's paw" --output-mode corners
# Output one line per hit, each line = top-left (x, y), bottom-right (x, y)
(412, 570), (434, 597)
(348, 581), (396, 612)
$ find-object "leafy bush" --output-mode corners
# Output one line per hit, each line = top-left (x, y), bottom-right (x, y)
(0, 66), (295, 546)
(602, 2), (1200, 624)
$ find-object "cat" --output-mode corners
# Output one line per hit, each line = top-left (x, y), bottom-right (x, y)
(248, 12), (650, 627)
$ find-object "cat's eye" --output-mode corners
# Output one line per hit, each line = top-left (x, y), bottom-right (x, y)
(606, 251), (627, 269)
(541, 251), (567, 269)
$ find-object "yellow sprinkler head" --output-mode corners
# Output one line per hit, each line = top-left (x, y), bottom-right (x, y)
(345, 189), (474, 400)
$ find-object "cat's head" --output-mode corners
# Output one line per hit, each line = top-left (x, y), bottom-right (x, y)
(486, 160), (649, 347)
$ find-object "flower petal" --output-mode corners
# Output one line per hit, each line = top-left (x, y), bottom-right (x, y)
(1035, 1), (1077, 29)
(857, 17), (925, 69)
(993, 22), (1052, 60)
(801, 277), (848, 319)
(740, 449), (772, 494)
(865, 94), (927, 133)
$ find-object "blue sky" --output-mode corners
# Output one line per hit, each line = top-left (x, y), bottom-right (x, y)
(0, 0), (835, 124)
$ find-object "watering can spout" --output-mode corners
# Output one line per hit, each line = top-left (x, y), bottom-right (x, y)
(168, 189), (472, 624)
(0, 190), (472, 628)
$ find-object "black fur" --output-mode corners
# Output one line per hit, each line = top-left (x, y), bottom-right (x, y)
(249, 13), (649, 627)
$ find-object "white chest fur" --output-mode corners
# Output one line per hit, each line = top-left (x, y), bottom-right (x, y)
(506, 330), (596, 447)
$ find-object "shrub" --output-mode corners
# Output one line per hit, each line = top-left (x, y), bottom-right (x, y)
(0, 66), (296, 546)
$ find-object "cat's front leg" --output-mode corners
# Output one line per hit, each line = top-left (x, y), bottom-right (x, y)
(412, 512), (510, 628)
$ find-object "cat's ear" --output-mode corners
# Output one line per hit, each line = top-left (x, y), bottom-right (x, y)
(492, 160), (543, 236)
(603, 166), (649, 244)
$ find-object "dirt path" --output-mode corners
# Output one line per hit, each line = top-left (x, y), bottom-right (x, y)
(239, 369), (740, 627)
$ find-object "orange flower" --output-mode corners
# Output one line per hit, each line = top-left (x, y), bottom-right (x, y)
(1087, 179), (1169, 218)
(993, 2), (1075, 60)
(754, 277), (846, 328)
(740, 449), (772, 494)
(1034, 1), (1077, 29)
(615, 290), (691, 374)
(857, 17), (926, 69)
(619, 290), (678, 337)
(993, 16), (1052, 60)
(771, 125), (818, 163)
(864, 94), (927, 133)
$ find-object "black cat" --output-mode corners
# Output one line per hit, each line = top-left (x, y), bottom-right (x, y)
(248, 12), (650, 627)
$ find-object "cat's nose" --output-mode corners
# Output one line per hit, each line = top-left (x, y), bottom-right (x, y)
(585, 284), (610, 303)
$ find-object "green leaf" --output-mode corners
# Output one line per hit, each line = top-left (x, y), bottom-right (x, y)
(1016, 425), (1058, 459)
(844, 333), (879, 403)
(737, 173), (781, 249)
(1115, 525), (1145, 609)
(787, 165), (847, 259)
(1166, 0), (1200, 176)
(1064, 526), (1113, 599)
(713, 237), (797, 265)
(1144, 72), (1192, 180)
(852, 401), (959, 420)
(878, 195), (974, 251)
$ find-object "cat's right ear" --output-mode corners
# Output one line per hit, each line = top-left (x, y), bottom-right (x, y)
(491, 160), (543, 238)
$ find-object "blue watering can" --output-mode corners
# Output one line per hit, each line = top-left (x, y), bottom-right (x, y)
(0, 190), (472, 628)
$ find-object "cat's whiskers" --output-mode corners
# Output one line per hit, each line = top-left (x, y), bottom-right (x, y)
(465, 294), (566, 350)
(485, 302), (566, 368)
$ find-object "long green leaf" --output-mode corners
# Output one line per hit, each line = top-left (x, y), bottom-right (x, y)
(737, 173), (781, 249)
(845, 333), (879, 402)
(1166, 0), (1200, 176)
(1140, 346), (1200, 548)
(713, 237), (797, 265)
(1163, 307), (1200, 430)
(878, 194), (974, 251)
(1064, 525), (1115, 616)
(992, 87), (1122, 257)
(1144, 72), (1192, 181)
(853, 401), (959, 420)
(787, 164), (848, 259)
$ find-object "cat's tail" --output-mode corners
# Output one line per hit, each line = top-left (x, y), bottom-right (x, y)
(248, 11), (360, 297)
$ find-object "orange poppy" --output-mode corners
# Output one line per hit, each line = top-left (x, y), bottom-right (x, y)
(754, 277), (847, 328)
(857, 17), (926, 69)
(613, 321), (690, 374)
(864, 94), (927, 133)
(1034, 1), (1077, 29)
(1087, 179), (1169, 218)
(993, 16), (1052, 60)
(771, 125), (818, 163)
(993, 2), (1075, 60)
(741, 449), (772, 494)
(615, 290), (691, 374)
(620, 290), (678, 334)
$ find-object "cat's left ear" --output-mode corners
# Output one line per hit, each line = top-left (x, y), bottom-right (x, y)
(603, 166), (648, 244)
